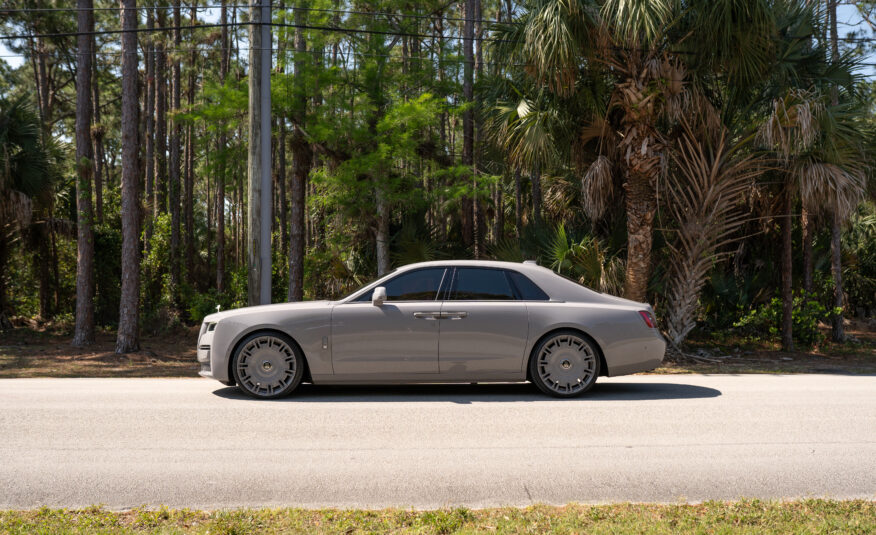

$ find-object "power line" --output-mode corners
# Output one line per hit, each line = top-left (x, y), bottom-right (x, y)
(0, 21), (506, 42)
(0, 5), (509, 26)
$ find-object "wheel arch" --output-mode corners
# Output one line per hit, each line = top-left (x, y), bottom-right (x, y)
(226, 327), (313, 386)
(525, 327), (608, 380)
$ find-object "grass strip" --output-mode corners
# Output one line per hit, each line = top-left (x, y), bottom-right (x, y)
(1, 499), (873, 534)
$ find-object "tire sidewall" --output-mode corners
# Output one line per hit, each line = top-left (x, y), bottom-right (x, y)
(232, 331), (305, 399)
(529, 329), (600, 398)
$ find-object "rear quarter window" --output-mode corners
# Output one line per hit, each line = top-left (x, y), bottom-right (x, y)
(507, 271), (550, 300)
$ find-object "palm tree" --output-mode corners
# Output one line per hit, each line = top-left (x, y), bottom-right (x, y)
(0, 96), (59, 329)
(663, 109), (768, 346)
(493, 0), (778, 303)
(757, 88), (868, 349)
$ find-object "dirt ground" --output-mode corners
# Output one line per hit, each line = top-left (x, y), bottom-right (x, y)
(0, 321), (199, 378)
(0, 319), (874, 378)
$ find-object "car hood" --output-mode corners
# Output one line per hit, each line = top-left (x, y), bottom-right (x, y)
(203, 300), (334, 323)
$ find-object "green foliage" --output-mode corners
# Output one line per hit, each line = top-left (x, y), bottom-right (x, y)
(733, 293), (841, 348)
(93, 224), (122, 327)
(843, 203), (876, 315)
(547, 224), (625, 295)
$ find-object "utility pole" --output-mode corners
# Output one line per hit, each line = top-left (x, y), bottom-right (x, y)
(247, 0), (272, 306)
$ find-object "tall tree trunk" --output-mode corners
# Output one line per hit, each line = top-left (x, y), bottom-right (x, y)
(461, 0), (475, 248)
(216, 1), (229, 293)
(144, 7), (155, 248)
(801, 207), (813, 294)
(184, 1), (198, 284)
(247, 0), (269, 306)
(91, 42), (105, 224)
(117, 0), (141, 354)
(278, 119), (288, 265)
(154, 8), (168, 217)
(780, 183), (794, 351)
(73, 0), (96, 347)
(375, 187), (390, 276)
(829, 0), (845, 342)
(288, 4), (311, 300)
(169, 0), (182, 297)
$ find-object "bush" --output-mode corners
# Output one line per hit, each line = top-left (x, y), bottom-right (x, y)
(733, 293), (841, 348)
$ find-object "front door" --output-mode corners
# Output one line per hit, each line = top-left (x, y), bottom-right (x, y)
(438, 267), (530, 378)
(330, 267), (448, 377)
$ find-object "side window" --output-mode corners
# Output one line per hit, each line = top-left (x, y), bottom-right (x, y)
(355, 268), (446, 302)
(507, 271), (550, 301)
(450, 268), (515, 300)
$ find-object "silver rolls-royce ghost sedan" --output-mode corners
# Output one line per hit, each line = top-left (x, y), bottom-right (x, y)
(197, 260), (665, 398)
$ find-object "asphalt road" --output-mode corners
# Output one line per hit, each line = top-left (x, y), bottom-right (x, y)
(0, 375), (874, 509)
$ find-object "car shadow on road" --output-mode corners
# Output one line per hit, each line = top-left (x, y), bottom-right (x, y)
(211, 381), (721, 403)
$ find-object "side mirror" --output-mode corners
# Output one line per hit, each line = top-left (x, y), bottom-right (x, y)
(372, 286), (387, 307)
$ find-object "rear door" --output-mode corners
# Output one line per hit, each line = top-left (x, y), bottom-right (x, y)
(438, 267), (530, 378)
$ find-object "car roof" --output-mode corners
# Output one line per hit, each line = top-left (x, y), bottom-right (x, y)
(343, 260), (644, 307)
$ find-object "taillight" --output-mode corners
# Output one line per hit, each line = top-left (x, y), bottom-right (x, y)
(638, 310), (656, 328)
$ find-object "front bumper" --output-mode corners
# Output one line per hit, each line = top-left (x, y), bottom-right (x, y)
(196, 322), (214, 378)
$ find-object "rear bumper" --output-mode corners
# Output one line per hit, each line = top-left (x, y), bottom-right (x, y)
(606, 335), (666, 376)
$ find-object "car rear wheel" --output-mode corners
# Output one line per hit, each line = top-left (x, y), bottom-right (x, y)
(529, 330), (600, 398)
(232, 332), (304, 399)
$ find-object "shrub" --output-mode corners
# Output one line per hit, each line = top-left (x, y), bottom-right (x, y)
(733, 293), (841, 348)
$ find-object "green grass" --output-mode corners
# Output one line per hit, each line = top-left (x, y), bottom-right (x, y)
(1, 500), (873, 534)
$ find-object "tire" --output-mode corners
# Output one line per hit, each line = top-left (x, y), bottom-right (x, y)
(231, 332), (305, 399)
(529, 330), (601, 398)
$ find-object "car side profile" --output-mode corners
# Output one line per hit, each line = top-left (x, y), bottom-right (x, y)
(197, 260), (665, 398)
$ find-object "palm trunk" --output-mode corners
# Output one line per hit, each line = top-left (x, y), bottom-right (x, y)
(0, 237), (10, 329)
(622, 171), (656, 303)
(780, 184), (794, 351)
(829, 0), (845, 342)
(73, 0), (96, 347)
(802, 207), (813, 294)
(116, 0), (141, 354)
(495, 181), (504, 243)
(531, 168), (542, 227)
(36, 233), (51, 320)
(830, 211), (845, 341)
(514, 167), (523, 237)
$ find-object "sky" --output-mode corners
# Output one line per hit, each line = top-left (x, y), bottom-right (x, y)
(1, 4), (873, 75)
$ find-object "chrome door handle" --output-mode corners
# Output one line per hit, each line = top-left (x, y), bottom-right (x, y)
(441, 311), (468, 320)
(413, 312), (440, 320)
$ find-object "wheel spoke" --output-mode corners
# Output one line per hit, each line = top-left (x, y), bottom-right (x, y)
(236, 335), (298, 398)
(536, 334), (596, 395)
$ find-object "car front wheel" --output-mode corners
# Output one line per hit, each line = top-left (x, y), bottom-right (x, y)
(232, 332), (304, 399)
(529, 330), (600, 398)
